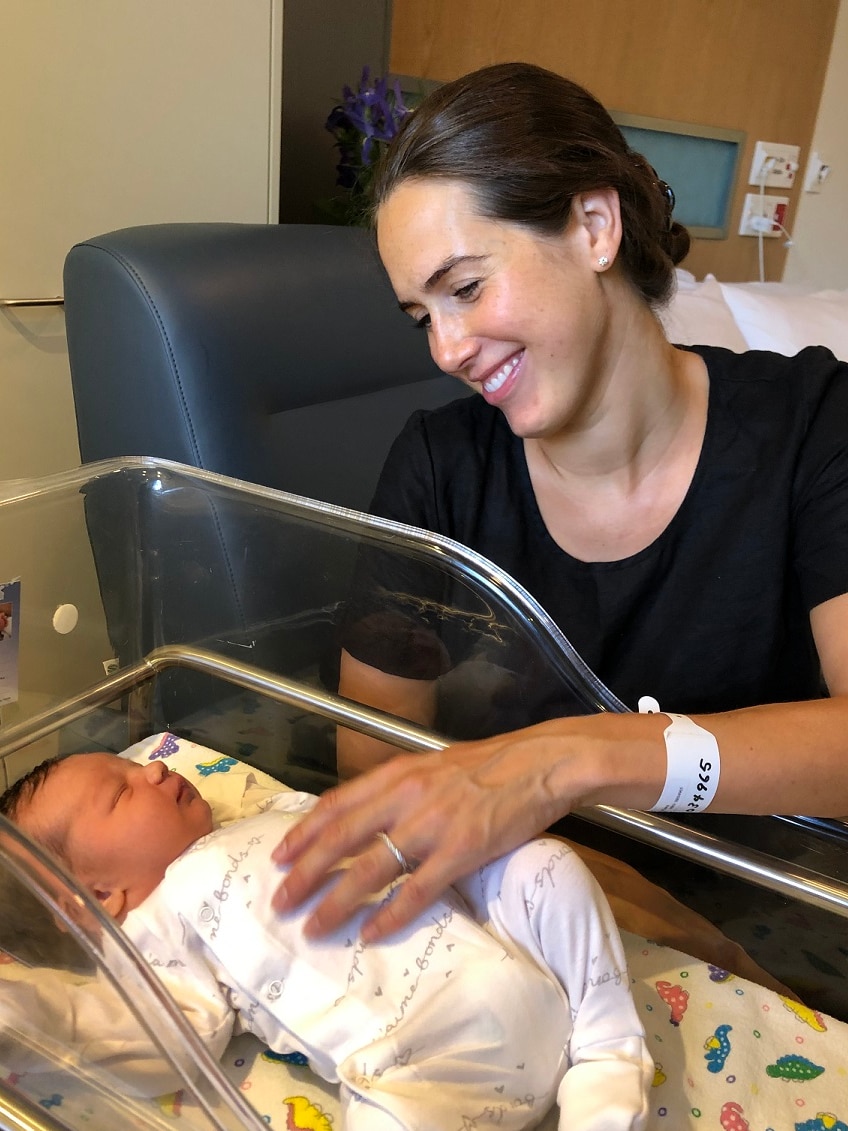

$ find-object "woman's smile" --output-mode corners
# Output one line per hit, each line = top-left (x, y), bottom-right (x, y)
(478, 349), (524, 403)
(376, 177), (617, 442)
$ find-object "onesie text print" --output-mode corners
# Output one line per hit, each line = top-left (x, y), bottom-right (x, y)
(333, 935), (368, 1005)
(456, 1094), (538, 1130)
(522, 845), (569, 914)
(198, 835), (263, 939)
(585, 958), (625, 990)
(585, 926), (625, 991)
(381, 907), (456, 1038)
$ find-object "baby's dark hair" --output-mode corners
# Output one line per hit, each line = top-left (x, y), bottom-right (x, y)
(1, 756), (59, 816)
(0, 756), (68, 862)
(370, 61), (690, 306)
(0, 757), (94, 972)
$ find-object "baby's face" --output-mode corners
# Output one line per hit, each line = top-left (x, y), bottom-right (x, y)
(19, 753), (213, 914)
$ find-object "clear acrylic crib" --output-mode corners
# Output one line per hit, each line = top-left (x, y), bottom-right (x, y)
(2, 458), (848, 1131)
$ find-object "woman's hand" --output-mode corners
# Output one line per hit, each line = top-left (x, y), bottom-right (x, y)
(271, 724), (594, 942)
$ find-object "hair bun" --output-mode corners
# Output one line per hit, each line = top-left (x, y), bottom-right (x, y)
(664, 221), (691, 267)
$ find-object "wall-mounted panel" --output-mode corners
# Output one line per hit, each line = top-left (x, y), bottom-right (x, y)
(612, 114), (744, 240)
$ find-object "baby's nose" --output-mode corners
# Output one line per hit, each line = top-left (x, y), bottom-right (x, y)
(143, 759), (169, 784)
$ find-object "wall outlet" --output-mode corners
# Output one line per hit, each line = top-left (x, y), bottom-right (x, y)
(803, 151), (831, 193)
(748, 141), (801, 189)
(738, 193), (789, 237)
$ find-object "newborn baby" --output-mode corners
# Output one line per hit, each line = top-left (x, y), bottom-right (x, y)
(2, 752), (651, 1130)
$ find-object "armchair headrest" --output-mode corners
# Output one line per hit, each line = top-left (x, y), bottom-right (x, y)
(64, 223), (460, 510)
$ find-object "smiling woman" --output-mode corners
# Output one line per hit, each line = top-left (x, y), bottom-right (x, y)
(271, 62), (848, 952)
(374, 176), (685, 446)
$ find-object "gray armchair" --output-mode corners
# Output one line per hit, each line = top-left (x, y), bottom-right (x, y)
(62, 223), (468, 757)
(63, 222), (463, 511)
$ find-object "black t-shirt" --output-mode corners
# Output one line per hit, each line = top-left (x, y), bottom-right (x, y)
(353, 346), (848, 718)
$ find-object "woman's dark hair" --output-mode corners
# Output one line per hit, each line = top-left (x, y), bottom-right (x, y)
(370, 62), (690, 305)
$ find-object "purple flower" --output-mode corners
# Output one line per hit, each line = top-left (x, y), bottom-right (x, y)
(325, 66), (410, 199)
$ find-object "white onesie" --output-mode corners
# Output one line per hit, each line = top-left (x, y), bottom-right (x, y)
(126, 792), (651, 1131)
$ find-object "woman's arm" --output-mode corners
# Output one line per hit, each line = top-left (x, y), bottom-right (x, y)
(336, 650), (438, 778)
(275, 593), (848, 942)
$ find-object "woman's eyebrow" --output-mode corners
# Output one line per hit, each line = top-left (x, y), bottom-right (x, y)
(398, 254), (488, 312)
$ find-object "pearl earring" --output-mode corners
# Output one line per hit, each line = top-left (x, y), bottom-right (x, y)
(598, 256), (610, 269)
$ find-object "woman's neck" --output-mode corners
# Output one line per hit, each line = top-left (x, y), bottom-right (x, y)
(526, 302), (705, 493)
(523, 303), (710, 563)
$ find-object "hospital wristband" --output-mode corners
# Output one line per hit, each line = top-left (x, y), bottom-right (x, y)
(649, 713), (720, 814)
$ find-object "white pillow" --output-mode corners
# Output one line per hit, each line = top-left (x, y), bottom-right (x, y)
(718, 283), (848, 361)
(120, 732), (291, 825)
(660, 274), (749, 352)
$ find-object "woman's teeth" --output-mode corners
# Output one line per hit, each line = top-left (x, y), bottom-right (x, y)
(483, 354), (520, 394)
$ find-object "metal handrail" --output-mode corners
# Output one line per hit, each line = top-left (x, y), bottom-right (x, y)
(578, 805), (848, 919)
(0, 647), (445, 760)
(0, 297), (63, 308)
(3, 643), (848, 919)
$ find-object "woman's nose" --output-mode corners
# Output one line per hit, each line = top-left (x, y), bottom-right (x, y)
(428, 315), (478, 377)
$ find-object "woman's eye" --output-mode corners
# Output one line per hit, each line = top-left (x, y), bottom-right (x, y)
(413, 312), (431, 331)
(454, 281), (479, 300)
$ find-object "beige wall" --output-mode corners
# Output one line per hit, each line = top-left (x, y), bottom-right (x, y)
(0, 484), (115, 788)
(784, 0), (848, 287)
(389, 0), (840, 282)
(0, 2), (284, 773)
(1, 0), (284, 483)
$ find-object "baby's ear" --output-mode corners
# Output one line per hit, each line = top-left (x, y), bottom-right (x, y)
(92, 886), (127, 920)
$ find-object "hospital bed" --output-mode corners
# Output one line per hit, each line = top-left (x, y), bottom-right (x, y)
(1, 459), (848, 1131)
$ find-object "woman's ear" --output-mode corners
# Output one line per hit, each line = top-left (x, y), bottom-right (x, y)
(570, 188), (623, 270)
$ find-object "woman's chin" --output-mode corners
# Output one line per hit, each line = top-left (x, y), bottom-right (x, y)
(499, 403), (552, 440)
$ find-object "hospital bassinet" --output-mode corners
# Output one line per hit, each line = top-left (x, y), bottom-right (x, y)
(2, 458), (848, 1131)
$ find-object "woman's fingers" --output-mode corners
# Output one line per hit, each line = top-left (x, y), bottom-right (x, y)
(302, 837), (409, 937)
(358, 857), (464, 942)
(281, 810), (483, 940)
(271, 727), (577, 938)
(271, 754), (436, 912)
